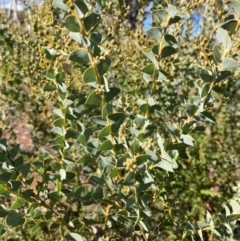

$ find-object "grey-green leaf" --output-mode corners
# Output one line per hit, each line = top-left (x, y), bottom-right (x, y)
(74, 0), (89, 18)
(85, 91), (102, 105)
(212, 45), (222, 63)
(83, 67), (97, 83)
(6, 210), (25, 226)
(221, 57), (240, 71)
(147, 27), (162, 42)
(216, 28), (232, 52)
(65, 15), (80, 32)
(69, 49), (89, 65)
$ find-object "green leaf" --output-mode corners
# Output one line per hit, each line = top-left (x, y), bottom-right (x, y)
(53, 109), (64, 118)
(216, 212), (226, 224)
(90, 32), (102, 45)
(55, 136), (64, 145)
(169, 16), (181, 25)
(221, 57), (240, 70)
(0, 172), (11, 183)
(216, 71), (232, 82)
(212, 45), (222, 63)
(122, 171), (135, 185)
(83, 67), (97, 83)
(140, 103), (149, 113)
(0, 184), (10, 195)
(6, 210), (25, 226)
(164, 34), (177, 45)
(69, 49), (89, 65)
(43, 48), (53, 60)
(194, 111), (216, 124)
(180, 134), (194, 146)
(108, 112), (125, 122)
(144, 52), (158, 66)
(221, 20), (238, 35)
(0, 152), (7, 162)
(197, 221), (210, 229)
(56, 71), (65, 83)
(64, 99), (73, 107)
(201, 83), (211, 98)
(65, 172), (76, 181)
(66, 129), (80, 139)
(9, 144), (20, 160)
(90, 115), (107, 125)
(150, 45), (159, 58)
(51, 127), (65, 136)
(99, 140), (112, 151)
(89, 174), (104, 185)
(49, 192), (59, 205)
(165, 122), (180, 136)
(11, 198), (25, 210)
(65, 15), (80, 32)
(198, 229), (203, 241)
(58, 83), (67, 93)
(224, 204), (231, 216)
(161, 46), (177, 58)
(99, 156), (114, 170)
(93, 186), (103, 200)
(85, 90), (102, 105)
(206, 211), (214, 225)
(182, 104), (199, 117)
(104, 87), (121, 102)
(0, 141), (7, 152)
(78, 153), (93, 163)
(0, 205), (9, 217)
(68, 232), (86, 241)
(21, 163), (31, 178)
(50, 223), (60, 230)
(53, 0), (68, 11)
(141, 63), (155, 75)
(69, 32), (84, 45)
(14, 156), (23, 168)
(200, 73), (213, 82)
(98, 125), (111, 137)
(21, 189), (34, 200)
(44, 84), (57, 92)
(227, 213), (240, 222)
(153, 9), (168, 22)
(147, 27), (162, 42)
(8, 181), (21, 191)
(74, 0), (89, 18)
(229, 199), (240, 214)
(168, 142), (189, 150)
(136, 155), (150, 164)
(31, 222), (40, 234)
(137, 182), (152, 193)
(186, 221), (196, 233)
(98, 59), (111, 76)
(130, 138), (139, 155)
(126, 193), (135, 209)
(168, 4), (178, 17)
(156, 159), (174, 172)
(84, 12), (100, 32)
(216, 28), (232, 52)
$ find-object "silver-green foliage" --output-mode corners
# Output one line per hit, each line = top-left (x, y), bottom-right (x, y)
(0, 0), (240, 240)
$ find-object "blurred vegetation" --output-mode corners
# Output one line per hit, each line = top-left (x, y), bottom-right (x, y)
(0, 0), (240, 240)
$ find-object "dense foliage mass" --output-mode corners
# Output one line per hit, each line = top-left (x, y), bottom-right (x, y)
(0, 0), (240, 240)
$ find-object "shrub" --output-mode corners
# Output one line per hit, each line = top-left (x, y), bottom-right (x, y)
(0, 0), (240, 240)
